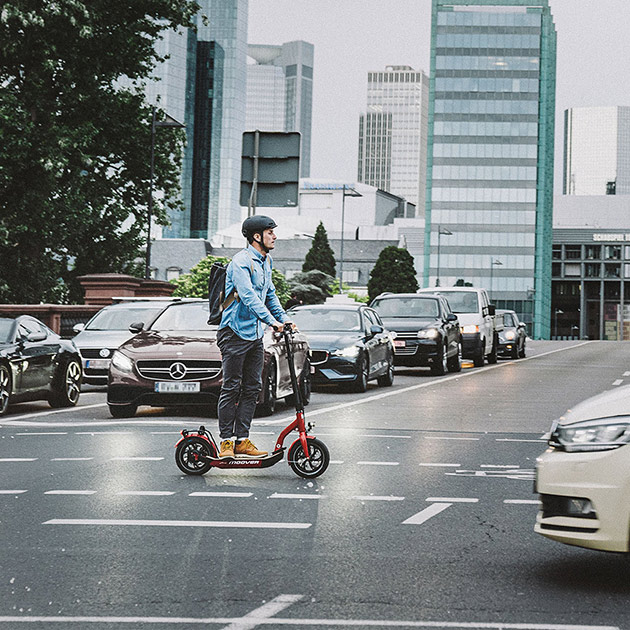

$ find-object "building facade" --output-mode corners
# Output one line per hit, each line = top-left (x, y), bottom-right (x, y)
(357, 66), (430, 210)
(424, 0), (556, 338)
(564, 106), (630, 196)
(246, 41), (314, 178)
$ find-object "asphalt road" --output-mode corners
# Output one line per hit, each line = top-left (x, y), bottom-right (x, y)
(1, 340), (629, 630)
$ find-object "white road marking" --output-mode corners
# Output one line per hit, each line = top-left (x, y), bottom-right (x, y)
(330, 460), (345, 464)
(51, 457), (93, 461)
(220, 594), (303, 630)
(44, 490), (96, 495)
(481, 465), (519, 468)
(269, 493), (324, 500)
(504, 499), (540, 505)
(495, 438), (546, 443)
(43, 518), (311, 529)
(15, 432), (67, 435)
(109, 457), (164, 461)
(357, 461), (400, 466)
(189, 491), (253, 498)
(427, 497), (479, 503)
(116, 491), (175, 496)
(425, 436), (479, 441)
(76, 431), (132, 435)
(402, 503), (452, 525)
(624, 371), (630, 377)
(419, 463), (460, 467)
(0, 615), (618, 629)
(0, 490), (27, 494)
(353, 495), (405, 501)
(0, 458), (37, 462)
(359, 434), (411, 439)
(254, 342), (594, 427)
(613, 379), (623, 386)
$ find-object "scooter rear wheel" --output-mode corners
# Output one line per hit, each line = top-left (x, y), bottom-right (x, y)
(288, 437), (329, 479)
(175, 436), (216, 475)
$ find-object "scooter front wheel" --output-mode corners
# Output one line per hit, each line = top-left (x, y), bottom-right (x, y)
(175, 437), (215, 475)
(288, 437), (329, 479)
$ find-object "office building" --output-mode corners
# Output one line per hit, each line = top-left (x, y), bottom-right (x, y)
(246, 41), (314, 177)
(424, 0), (556, 338)
(357, 66), (430, 210)
(564, 106), (630, 196)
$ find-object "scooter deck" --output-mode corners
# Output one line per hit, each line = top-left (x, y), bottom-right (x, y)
(202, 449), (284, 467)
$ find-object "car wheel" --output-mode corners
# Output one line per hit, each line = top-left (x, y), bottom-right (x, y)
(473, 340), (485, 367)
(256, 361), (277, 416)
(431, 342), (448, 376)
(351, 355), (369, 393)
(511, 343), (519, 359)
(0, 364), (11, 416)
(377, 356), (395, 387)
(447, 342), (462, 373)
(487, 334), (498, 364)
(48, 359), (82, 408)
(109, 404), (138, 418)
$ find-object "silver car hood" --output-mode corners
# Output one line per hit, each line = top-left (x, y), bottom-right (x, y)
(72, 329), (136, 351)
(558, 384), (630, 426)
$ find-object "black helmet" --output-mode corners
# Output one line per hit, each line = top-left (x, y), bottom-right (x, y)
(241, 215), (277, 240)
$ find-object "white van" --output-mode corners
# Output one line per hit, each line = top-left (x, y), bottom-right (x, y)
(417, 287), (499, 367)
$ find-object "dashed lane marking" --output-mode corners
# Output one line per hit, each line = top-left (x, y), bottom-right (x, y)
(189, 491), (253, 498)
(504, 499), (540, 505)
(425, 436), (479, 441)
(44, 490), (96, 495)
(15, 432), (67, 435)
(419, 463), (461, 467)
(109, 457), (164, 461)
(43, 518), (312, 529)
(50, 457), (93, 461)
(220, 594), (304, 630)
(116, 491), (176, 496)
(269, 493), (324, 500)
(427, 497), (478, 503)
(353, 495), (405, 501)
(0, 490), (27, 494)
(357, 461), (400, 466)
(402, 502), (452, 525)
(613, 379), (623, 386)
(0, 458), (37, 462)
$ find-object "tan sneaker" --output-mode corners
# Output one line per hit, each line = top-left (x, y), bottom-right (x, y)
(235, 439), (268, 458)
(219, 439), (234, 458)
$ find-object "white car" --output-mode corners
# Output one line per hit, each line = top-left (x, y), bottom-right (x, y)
(535, 384), (630, 552)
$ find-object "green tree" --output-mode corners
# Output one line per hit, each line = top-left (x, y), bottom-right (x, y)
(0, 0), (199, 303)
(302, 222), (336, 278)
(172, 255), (291, 308)
(288, 269), (334, 305)
(367, 246), (419, 302)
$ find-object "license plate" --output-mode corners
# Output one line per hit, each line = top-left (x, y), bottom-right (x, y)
(154, 382), (201, 393)
(86, 359), (110, 369)
(393, 340), (406, 348)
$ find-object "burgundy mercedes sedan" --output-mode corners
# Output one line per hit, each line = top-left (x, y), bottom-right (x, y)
(106, 300), (311, 418)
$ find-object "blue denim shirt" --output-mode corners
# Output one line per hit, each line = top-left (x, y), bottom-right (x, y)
(219, 245), (287, 341)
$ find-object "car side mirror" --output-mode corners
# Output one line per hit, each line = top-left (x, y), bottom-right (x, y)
(73, 323), (85, 334)
(369, 324), (383, 337)
(487, 304), (496, 316)
(129, 322), (144, 334)
(446, 313), (458, 322)
(27, 331), (47, 343)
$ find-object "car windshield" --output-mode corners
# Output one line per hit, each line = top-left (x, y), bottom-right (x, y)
(503, 313), (516, 327)
(0, 319), (14, 343)
(372, 297), (439, 318)
(85, 305), (167, 330)
(151, 303), (212, 331)
(435, 291), (479, 314)
(289, 308), (361, 331)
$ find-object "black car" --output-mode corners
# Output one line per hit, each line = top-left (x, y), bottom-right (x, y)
(496, 309), (527, 359)
(287, 301), (394, 392)
(0, 315), (83, 415)
(370, 293), (462, 375)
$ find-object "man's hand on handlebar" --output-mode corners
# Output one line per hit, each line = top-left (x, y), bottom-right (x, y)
(272, 320), (297, 333)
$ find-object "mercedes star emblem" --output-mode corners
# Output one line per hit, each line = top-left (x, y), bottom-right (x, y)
(169, 362), (187, 380)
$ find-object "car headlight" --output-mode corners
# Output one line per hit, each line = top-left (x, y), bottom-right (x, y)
(549, 417), (630, 452)
(332, 345), (361, 358)
(417, 328), (439, 339)
(504, 330), (516, 340)
(461, 325), (479, 334)
(110, 350), (134, 373)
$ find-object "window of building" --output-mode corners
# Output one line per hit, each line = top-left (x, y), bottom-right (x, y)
(585, 263), (600, 278)
(552, 245), (562, 260)
(564, 245), (581, 260)
(552, 262), (561, 277)
(604, 263), (621, 279)
(625, 264), (630, 278)
(585, 245), (600, 260)
(342, 269), (359, 283)
(605, 245), (622, 260)
(564, 263), (580, 277)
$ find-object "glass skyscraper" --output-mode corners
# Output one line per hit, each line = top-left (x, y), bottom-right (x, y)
(357, 66), (429, 210)
(564, 106), (630, 196)
(246, 41), (314, 178)
(425, 0), (556, 338)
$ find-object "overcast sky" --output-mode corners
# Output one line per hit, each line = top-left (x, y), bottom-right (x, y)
(248, 0), (628, 194)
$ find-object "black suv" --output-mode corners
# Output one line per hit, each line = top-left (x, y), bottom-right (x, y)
(370, 293), (462, 375)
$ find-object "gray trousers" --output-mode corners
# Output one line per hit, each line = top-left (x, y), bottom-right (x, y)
(216, 326), (264, 440)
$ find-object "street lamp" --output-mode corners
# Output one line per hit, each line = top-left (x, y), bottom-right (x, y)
(436, 225), (453, 287)
(146, 106), (185, 279)
(489, 258), (503, 301)
(339, 184), (362, 292)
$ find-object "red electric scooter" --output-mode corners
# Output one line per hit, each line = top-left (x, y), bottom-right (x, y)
(174, 324), (330, 479)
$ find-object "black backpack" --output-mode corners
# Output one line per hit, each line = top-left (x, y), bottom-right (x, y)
(207, 262), (238, 325)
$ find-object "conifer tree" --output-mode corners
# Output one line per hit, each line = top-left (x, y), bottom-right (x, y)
(367, 246), (419, 301)
(302, 222), (336, 278)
